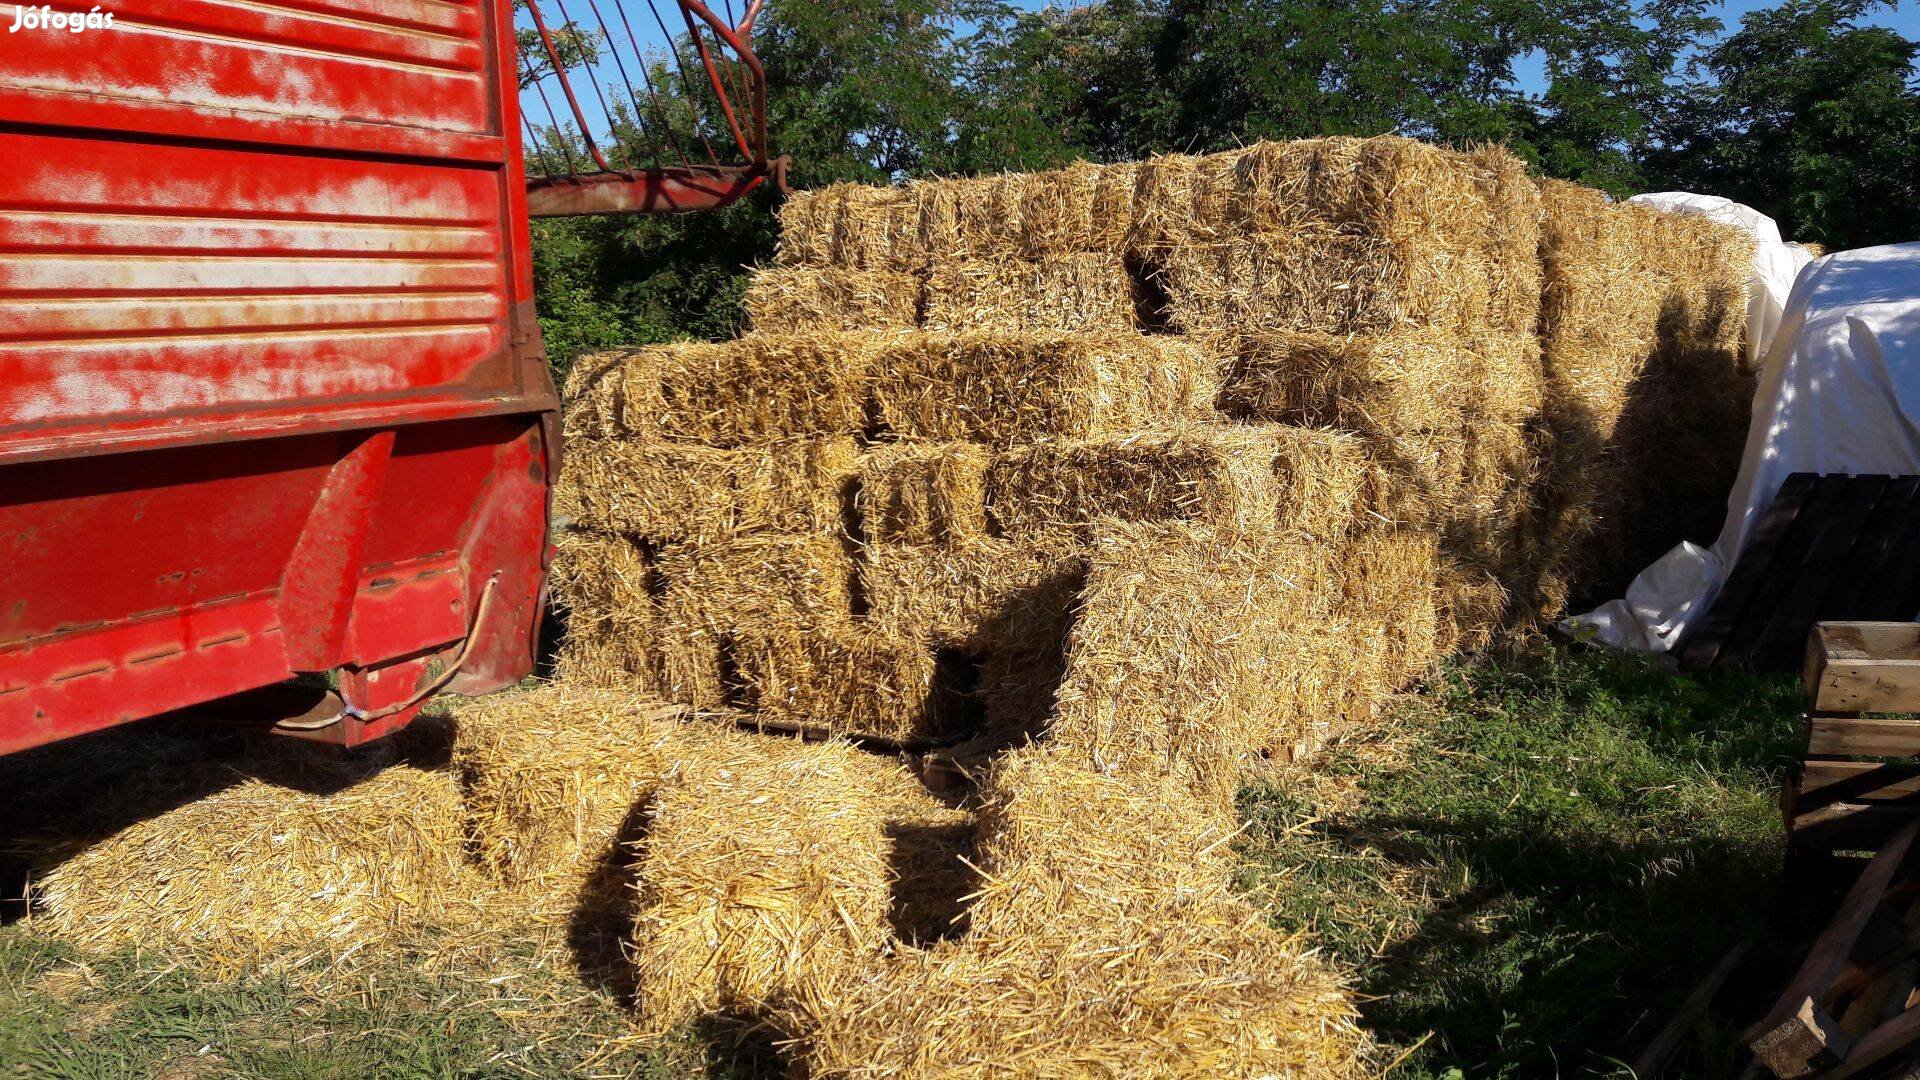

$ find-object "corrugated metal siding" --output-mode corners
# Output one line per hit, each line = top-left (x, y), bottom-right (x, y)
(0, 0), (512, 441)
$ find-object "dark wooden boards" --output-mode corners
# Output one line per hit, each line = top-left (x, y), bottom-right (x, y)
(1685, 475), (1920, 673)
(1750, 821), (1920, 1076)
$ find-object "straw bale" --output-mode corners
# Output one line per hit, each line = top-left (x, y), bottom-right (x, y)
(777, 182), (916, 270)
(1128, 149), (1251, 251)
(655, 534), (856, 708)
(448, 684), (695, 892)
(1128, 151), (1202, 252)
(872, 332), (1215, 447)
(860, 538), (1081, 650)
(657, 533), (854, 630)
(1453, 419), (1541, 538)
(548, 528), (661, 690)
(983, 426), (1283, 543)
(978, 425), (1372, 547)
(1531, 179), (1755, 604)
(1340, 529), (1442, 685)
(1469, 146), (1547, 334)
(975, 609), (1077, 742)
(909, 172), (1030, 263)
(1472, 335), (1548, 424)
(1308, 136), (1507, 248)
(855, 442), (990, 545)
(572, 336), (882, 446)
(1269, 425), (1389, 543)
(1214, 329), (1541, 437)
(559, 436), (859, 543)
(28, 764), (480, 963)
(1223, 139), (1322, 235)
(859, 538), (1084, 739)
(1047, 522), (1342, 801)
(560, 346), (639, 443)
(1359, 427), (1463, 528)
(1164, 230), (1500, 337)
(966, 746), (1240, 937)
(774, 185), (830, 267)
(920, 254), (1139, 334)
(1015, 159), (1137, 256)
(1132, 138), (1540, 333)
(1434, 556), (1512, 654)
(1306, 139), (1542, 328)
(630, 735), (896, 1032)
(730, 623), (963, 744)
(1268, 615), (1397, 758)
(781, 912), (1365, 1079)
(854, 750), (979, 945)
(743, 266), (921, 333)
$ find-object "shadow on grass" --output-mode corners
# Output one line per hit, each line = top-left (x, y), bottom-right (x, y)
(1240, 644), (1806, 1078)
(1331, 815), (1777, 1077)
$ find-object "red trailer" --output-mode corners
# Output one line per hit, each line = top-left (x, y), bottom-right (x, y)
(0, 0), (775, 754)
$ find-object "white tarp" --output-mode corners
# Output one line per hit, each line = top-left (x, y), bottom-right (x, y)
(1562, 236), (1920, 652)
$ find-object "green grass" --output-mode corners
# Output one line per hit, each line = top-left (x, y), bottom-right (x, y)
(1237, 644), (1804, 1078)
(2, 643), (1804, 1076)
(0, 929), (775, 1079)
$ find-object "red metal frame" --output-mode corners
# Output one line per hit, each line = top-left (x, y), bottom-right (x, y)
(520, 0), (785, 217)
(0, 0), (559, 754)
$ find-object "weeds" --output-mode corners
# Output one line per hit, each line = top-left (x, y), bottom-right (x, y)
(1239, 644), (1803, 1077)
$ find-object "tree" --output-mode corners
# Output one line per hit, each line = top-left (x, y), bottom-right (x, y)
(1007, 0), (1718, 192)
(1648, 0), (1920, 249)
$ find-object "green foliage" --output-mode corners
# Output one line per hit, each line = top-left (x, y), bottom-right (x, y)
(1649, 0), (1920, 248)
(529, 202), (771, 387)
(1237, 645), (1804, 1077)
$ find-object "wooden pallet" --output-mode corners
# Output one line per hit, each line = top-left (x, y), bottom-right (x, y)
(1742, 622), (1920, 1078)
(1789, 624), (1920, 855)
(1747, 821), (1920, 1078)
(1682, 475), (1920, 673)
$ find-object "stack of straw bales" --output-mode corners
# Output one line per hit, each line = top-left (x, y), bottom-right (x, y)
(774, 745), (1365, 1077)
(529, 135), (1751, 1070)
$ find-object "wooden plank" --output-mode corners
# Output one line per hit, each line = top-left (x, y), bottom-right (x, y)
(1721, 475), (1856, 670)
(1822, 1000), (1920, 1079)
(1799, 762), (1920, 810)
(1752, 477), (1890, 671)
(1753, 997), (1851, 1077)
(1877, 1050), (1920, 1080)
(1826, 479), (1920, 621)
(1685, 473), (1822, 669)
(1867, 491), (1920, 622)
(1808, 623), (1920, 714)
(1764, 821), (1920, 1020)
(1826, 937), (1920, 1003)
(1809, 718), (1920, 759)
(1795, 805), (1920, 854)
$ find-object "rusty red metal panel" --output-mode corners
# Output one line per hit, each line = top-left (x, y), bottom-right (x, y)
(0, 0), (557, 754)
(526, 167), (772, 217)
(0, 129), (516, 446)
